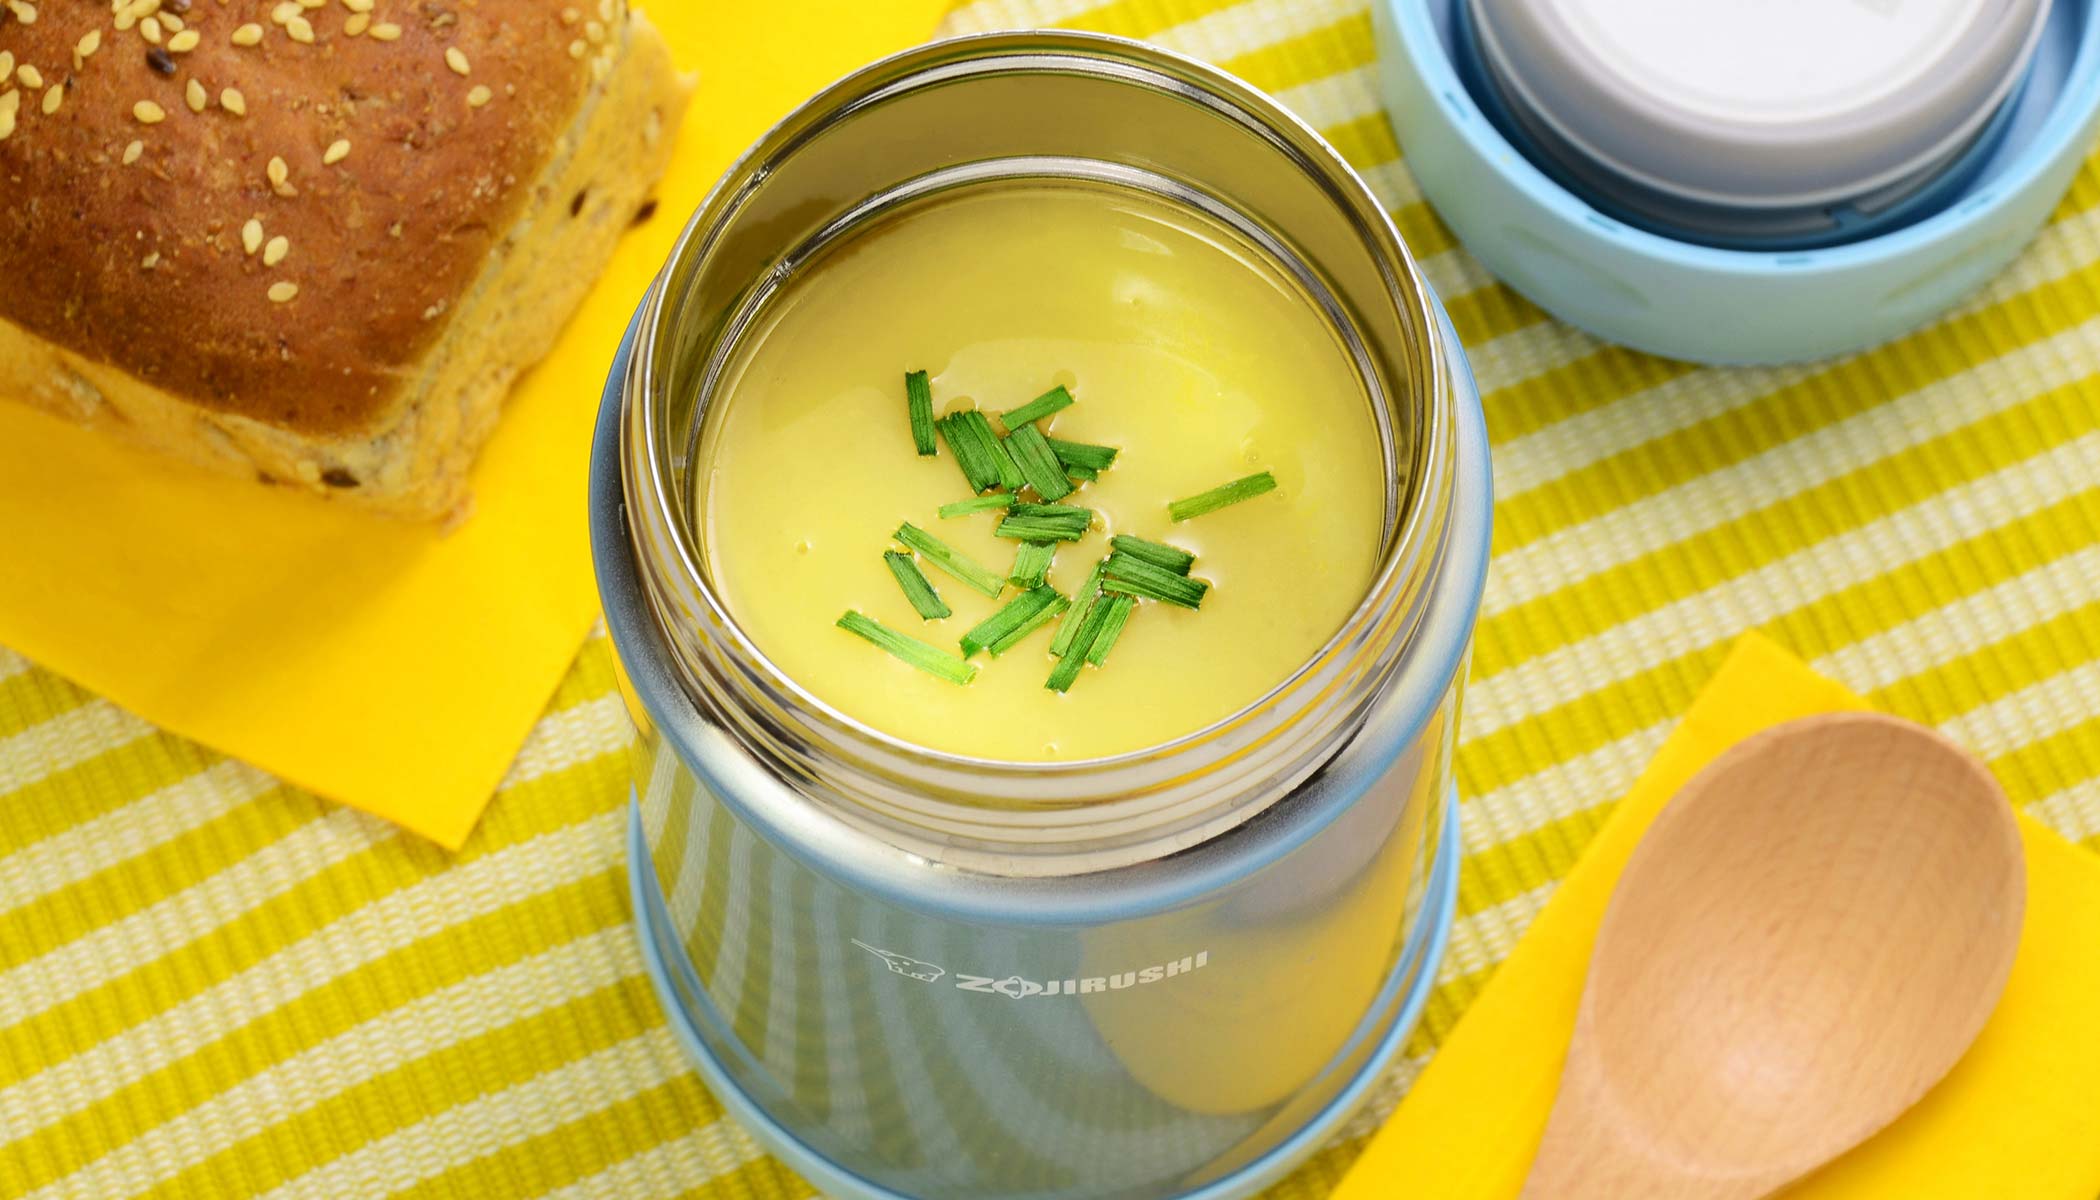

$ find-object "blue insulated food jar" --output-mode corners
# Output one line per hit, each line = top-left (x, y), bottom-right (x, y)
(592, 33), (1492, 1200)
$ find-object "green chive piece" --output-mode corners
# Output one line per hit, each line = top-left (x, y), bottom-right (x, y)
(1065, 464), (1098, 483)
(1045, 649), (1087, 693)
(837, 611), (977, 685)
(988, 589), (1070, 656)
(905, 370), (937, 457)
(1048, 560), (1105, 656)
(1013, 502), (1092, 520)
(995, 503), (1093, 542)
(895, 522), (1004, 597)
(1169, 470), (1278, 522)
(958, 410), (1026, 492)
(883, 550), (950, 620)
(1009, 540), (1056, 589)
(937, 493), (1017, 519)
(960, 586), (1064, 657)
(1108, 535), (1195, 575)
(1047, 437), (1119, 472)
(1001, 385), (1073, 430)
(990, 445), (1026, 492)
(937, 413), (999, 493)
(1102, 551), (1210, 609)
(1004, 424), (1074, 501)
(1085, 594), (1136, 666)
(1046, 591), (1117, 692)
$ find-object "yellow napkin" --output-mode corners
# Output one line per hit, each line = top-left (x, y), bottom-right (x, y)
(1338, 632), (2100, 1199)
(0, 0), (950, 849)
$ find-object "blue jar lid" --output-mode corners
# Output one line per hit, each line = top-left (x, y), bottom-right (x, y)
(1465, 0), (2051, 248)
(1373, 0), (2100, 362)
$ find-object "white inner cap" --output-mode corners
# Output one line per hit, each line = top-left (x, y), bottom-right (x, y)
(1473, 0), (2051, 210)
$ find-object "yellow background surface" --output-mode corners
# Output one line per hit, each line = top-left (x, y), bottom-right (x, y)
(3, 0), (2098, 1197)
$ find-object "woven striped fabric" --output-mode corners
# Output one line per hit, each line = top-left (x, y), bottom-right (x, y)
(5, 1), (2100, 1196)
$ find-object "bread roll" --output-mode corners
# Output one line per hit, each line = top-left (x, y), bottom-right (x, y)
(0, 0), (689, 519)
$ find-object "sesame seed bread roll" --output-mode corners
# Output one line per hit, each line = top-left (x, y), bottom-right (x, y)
(0, 0), (689, 521)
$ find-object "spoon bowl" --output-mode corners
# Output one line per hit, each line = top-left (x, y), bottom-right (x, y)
(1522, 712), (2026, 1199)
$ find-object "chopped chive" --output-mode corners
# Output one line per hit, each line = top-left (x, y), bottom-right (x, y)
(938, 493), (1017, 519)
(995, 503), (1094, 542)
(837, 611), (977, 685)
(1014, 502), (1095, 520)
(1001, 384), (1073, 430)
(1101, 573), (1208, 610)
(905, 370), (937, 457)
(1066, 464), (1098, 483)
(1004, 423), (1074, 501)
(1047, 437), (1119, 472)
(957, 410), (1026, 492)
(1102, 551), (1210, 609)
(1085, 594), (1136, 666)
(1169, 470), (1278, 522)
(990, 445), (1026, 492)
(895, 522), (1005, 597)
(1049, 560), (1105, 656)
(883, 551), (951, 620)
(1108, 535), (1195, 575)
(1045, 648), (1086, 693)
(960, 586), (1064, 657)
(1009, 540), (1056, 589)
(1046, 591), (1117, 692)
(987, 589), (1069, 656)
(937, 413), (999, 493)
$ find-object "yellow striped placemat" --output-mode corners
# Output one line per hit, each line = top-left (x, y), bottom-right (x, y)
(4, 1), (2099, 1196)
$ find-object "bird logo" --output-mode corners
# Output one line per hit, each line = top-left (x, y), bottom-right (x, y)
(851, 939), (946, 983)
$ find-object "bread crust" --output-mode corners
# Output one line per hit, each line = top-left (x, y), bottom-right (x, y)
(0, 0), (687, 517)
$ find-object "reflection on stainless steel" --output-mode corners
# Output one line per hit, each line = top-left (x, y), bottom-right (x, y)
(593, 30), (1493, 1200)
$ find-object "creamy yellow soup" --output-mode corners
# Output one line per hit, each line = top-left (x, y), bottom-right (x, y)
(697, 185), (1386, 762)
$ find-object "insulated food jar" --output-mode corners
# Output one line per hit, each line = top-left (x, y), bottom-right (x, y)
(591, 32), (1492, 1200)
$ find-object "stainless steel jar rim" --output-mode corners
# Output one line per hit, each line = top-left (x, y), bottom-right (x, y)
(617, 30), (1462, 869)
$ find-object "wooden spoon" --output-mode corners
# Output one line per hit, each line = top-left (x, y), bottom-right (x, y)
(1521, 712), (2025, 1200)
